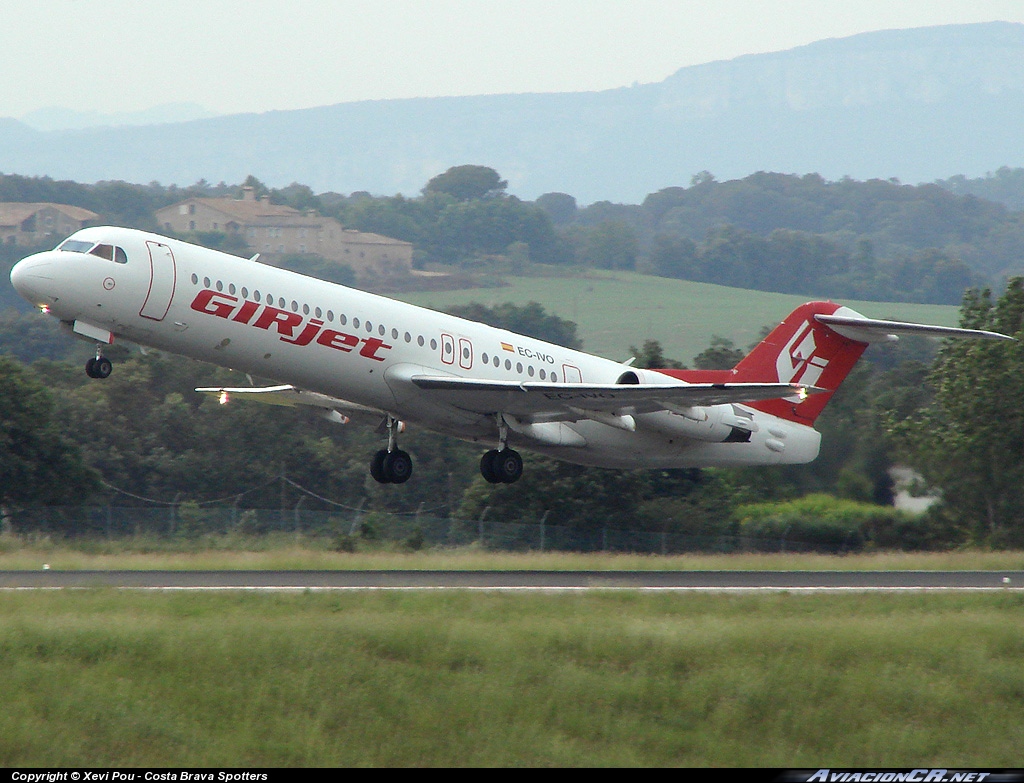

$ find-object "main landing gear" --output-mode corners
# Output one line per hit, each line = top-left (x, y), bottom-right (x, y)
(85, 347), (112, 379)
(479, 414), (523, 484)
(370, 417), (413, 484)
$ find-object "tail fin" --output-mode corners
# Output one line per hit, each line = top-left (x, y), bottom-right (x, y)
(658, 301), (1012, 426)
(729, 301), (866, 424)
(674, 301), (864, 425)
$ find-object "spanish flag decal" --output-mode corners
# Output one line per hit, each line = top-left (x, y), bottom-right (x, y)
(500, 342), (515, 352)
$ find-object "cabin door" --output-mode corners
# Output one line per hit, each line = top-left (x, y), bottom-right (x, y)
(140, 241), (177, 321)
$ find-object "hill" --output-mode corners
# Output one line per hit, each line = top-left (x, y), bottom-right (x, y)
(398, 271), (960, 364)
(2, 23), (1024, 202)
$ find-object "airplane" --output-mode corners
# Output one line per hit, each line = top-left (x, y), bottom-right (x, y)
(9, 226), (1013, 485)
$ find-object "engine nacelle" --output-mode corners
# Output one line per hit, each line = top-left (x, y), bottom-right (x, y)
(615, 368), (758, 444)
(633, 406), (758, 443)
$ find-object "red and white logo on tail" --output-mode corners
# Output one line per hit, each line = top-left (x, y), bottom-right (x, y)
(738, 302), (869, 424)
(776, 320), (830, 400)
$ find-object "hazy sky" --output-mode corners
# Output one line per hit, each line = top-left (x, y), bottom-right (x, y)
(5, 0), (1024, 118)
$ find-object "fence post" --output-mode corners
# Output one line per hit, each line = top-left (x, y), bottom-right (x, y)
(539, 510), (550, 551)
(169, 492), (181, 536)
(478, 506), (490, 546)
(350, 498), (365, 536)
(294, 496), (305, 539)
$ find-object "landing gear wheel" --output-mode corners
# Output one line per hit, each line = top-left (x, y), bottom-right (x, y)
(85, 356), (112, 379)
(370, 449), (389, 484)
(481, 449), (523, 484)
(383, 449), (413, 484)
(480, 450), (501, 484)
(493, 449), (523, 483)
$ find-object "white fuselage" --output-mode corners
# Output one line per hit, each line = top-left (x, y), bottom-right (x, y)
(10, 227), (821, 468)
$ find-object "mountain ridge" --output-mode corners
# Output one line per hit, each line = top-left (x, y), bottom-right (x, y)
(3, 22), (1023, 202)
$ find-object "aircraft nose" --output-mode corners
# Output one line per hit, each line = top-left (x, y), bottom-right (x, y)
(10, 254), (56, 305)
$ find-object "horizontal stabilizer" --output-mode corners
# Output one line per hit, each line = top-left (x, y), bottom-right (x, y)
(815, 313), (1015, 344)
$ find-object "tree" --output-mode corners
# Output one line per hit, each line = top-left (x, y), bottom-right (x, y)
(628, 339), (684, 369)
(446, 302), (582, 349)
(534, 192), (577, 225)
(693, 336), (744, 370)
(0, 356), (99, 509)
(423, 165), (507, 201)
(897, 280), (1024, 546)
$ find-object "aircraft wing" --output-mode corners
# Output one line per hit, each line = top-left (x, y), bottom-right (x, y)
(195, 384), (385, 424)
(409, 376), (823, 421)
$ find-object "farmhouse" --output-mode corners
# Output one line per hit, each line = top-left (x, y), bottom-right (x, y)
(0, 203), (99, 246)
(154, 187), (413, 273)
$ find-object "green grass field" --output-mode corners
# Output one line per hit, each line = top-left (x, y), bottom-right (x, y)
(400, 270), (960, 363)
(2, 537), (1024, 571)
(1, 589), (1022, 766)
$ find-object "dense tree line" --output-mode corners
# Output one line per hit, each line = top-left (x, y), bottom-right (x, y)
(4, 166), (1024, 305)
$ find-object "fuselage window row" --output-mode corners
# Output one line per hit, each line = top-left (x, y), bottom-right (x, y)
(186, 271), (559, 380)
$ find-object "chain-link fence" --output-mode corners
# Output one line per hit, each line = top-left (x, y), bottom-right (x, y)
(3, 505), (828, 554)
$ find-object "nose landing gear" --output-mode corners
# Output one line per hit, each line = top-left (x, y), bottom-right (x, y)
(85, 348), (112, 379)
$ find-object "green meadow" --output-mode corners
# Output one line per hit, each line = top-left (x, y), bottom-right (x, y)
(2, 537), (1024, 571)
(400, 270), (960, 363)
(1, 589), (1022, 767)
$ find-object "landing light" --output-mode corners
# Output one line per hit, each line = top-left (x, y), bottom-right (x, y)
(39, 305), (49, 314)
(219, 391), (230, 405)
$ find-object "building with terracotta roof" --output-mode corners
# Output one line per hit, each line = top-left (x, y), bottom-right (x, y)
(0, 203), (99, 246)
(154, 187), (412, 273)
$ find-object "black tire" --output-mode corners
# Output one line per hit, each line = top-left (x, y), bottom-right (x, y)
(370, 449), (389, 483)
(93, 357), (113, 379)
(85, 357), (98, 378)
(493, 449), (523, 484)
(384, 449), (413, 484)
(480, 449), (501, 483)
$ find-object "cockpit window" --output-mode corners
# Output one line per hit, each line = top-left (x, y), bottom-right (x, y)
(81, 244), (128, 263)
(58, 239), (94, 253)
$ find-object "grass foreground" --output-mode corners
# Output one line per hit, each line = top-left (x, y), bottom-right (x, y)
(2, 534), (1024, 571)
(1, 589), (1022, 766)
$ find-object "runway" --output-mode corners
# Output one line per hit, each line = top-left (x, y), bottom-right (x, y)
(1, 569), (1022, 590)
